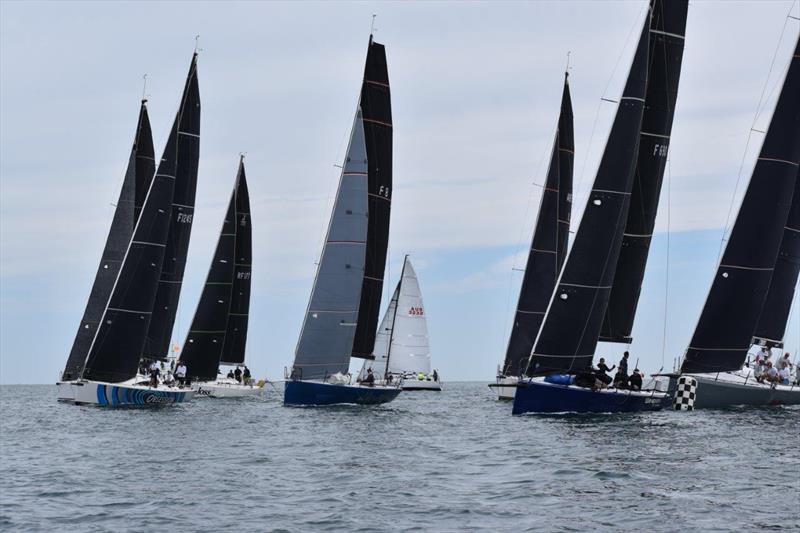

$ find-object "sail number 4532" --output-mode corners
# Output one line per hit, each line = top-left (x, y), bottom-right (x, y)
(409, 307), (424, 316)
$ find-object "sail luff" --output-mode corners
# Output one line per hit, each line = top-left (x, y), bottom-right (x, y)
(351, 36), (393, 359)
(681, 35), (800, 374)
(220, 161), (252, 365)
(526, 14), (650, 376)
(62, 100), (155, 381)
(501, 75), (573, 376)
(292, 109), (369, 381)
(600, 0), (689, 343)
(752, 167), (800, 347)
(142, 54), (201, 360)
(384, 255), (408, 374)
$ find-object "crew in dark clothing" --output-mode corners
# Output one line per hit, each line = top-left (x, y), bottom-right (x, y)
(619, 351), (629, 375)
(628, 369), (643, 391)
(234, 367), (242, 383)
(613, 369), (628, 389)
(433, 369), (439, 382)
(243, 366), (251, 385)
(227, 369), (235, 379)
(363, 368), (375, 386)
(574, 369), (599, 390)
(594, 358), (615, 388)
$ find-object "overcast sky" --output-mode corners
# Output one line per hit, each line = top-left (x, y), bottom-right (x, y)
(1, 1), (799, 384)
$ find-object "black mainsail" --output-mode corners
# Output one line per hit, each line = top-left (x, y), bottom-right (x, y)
(681, 35), (800, 374)
(752, 167), (800, 348)
(502, 74), (573, 376)
(181, 159), (251, 381)
(81, 101), (183, 383)
(600, 0), (689, 343)
(62, 100), (155, 381)
(351, 36), (392, 360)
(142, 54), (201, 361)
(525, 16), (650, 376)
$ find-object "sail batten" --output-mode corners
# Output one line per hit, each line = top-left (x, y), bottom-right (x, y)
(600, 0), (688, 344)
(501, 74), (573, 376)
(142, 54), (201, 360)
(681, 35), (800, 374)
(62, 101), (155, 381)
(526, 14), (650, 376)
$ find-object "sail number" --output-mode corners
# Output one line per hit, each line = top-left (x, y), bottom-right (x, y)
(236, 271), (251, 280)
(409, 307), (424, 316)
(378, 185), (390, 199)
(176, 213), (193, 224)
(652, 143), (668, 157)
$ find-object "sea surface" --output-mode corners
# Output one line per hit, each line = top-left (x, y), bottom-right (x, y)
(0, 383), (798, 532)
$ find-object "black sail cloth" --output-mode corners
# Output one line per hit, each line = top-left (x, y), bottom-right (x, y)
(682, 36), (800, 374)
(526, 16), (650, 376)
(753, 168), (800, 347)
(181, 161), (251, 381)
(62, 101), (155, 381)
(502, 75), (573, 376)
(351, 36), (393, 359)
(600, 0), (689, 343)
(142, 54), (201, 361)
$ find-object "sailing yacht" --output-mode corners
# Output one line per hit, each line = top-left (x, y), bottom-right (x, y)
(57, 55), (200, 406)
(513, 0), (688, 414)
(670, 33), (800, 409)
(360, 256), (440, 391)
(284, 36), (401, 406)
(179, 157), (263, 398)
(492, 73), (573, 400)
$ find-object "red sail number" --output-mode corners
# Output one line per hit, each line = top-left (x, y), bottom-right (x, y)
(409, 307), (424, 316)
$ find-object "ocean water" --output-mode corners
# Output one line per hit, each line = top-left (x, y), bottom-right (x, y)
(0, 383), (798, 532)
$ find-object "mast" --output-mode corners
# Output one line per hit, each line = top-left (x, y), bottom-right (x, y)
(180, 161), (244, 381)
(291, 109), (369, 381)
(681, 35), (800, 374)
(351, 35), (393, 359)
(220, 158), (252, 365)
(62, 100), (155, 381)
(600, 0), (689, 343)
(502, 73), (573, 376)
(525, 13), (650, 377)
(752, 167), (800, 348)
(384, 255), (408, 376)
(142, 53), (201, 361)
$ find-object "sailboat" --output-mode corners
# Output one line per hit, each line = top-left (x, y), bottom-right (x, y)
(58, 99), (155, 401)
(492, 72), (573, 401)
(180, 157), (262, 398)
(140, 53), (201, 368)
(359, 256), (440, 391)
(670, 33), (800, 409)
(513, 1), (688, 415)
(58, 55), (201, 406)
(284, 35), (401, 406)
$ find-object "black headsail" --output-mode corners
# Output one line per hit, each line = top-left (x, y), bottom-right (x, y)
(753, 167), (800, 348)
(142, 54), (201, 361)
(62, 100), (155, 381)
(600, 0), (689, 343)
(81, 103), (181, 382)
(181, 159), (251, 381)
(502, 74), (573, 376)
(682, 36), (800, 374)
(525, 15), (650, 376)
(351, 36), (392, 359)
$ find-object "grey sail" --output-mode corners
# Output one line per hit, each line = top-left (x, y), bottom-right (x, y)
(62, 101), (155, 381)
(291, 109), (369, 381)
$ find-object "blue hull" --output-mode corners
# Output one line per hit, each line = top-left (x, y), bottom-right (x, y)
(284, 380), (401, 406)
(512, 380), (669, 415)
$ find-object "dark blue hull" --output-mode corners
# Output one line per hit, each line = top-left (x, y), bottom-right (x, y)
(284, 380), (401, 406)
(512, 379), (670, 415)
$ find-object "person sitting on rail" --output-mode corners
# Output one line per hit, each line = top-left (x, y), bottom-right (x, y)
(628, 369), (643, 391)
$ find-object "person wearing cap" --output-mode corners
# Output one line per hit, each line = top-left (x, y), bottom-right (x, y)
(363, 368), (375, 387)
(628, 369), (643, 391)
(764, 361), (780, 384)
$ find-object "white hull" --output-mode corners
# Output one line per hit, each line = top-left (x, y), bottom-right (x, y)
(63, 379), (195, 406)
(402, 378), (442, 391)
(195, 379), (265, 398)
(495, 376), (518, 400)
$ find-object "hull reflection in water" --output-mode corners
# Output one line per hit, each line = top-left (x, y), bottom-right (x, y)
(284, 380), (401, 406)
(512, 377), (670, 415)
